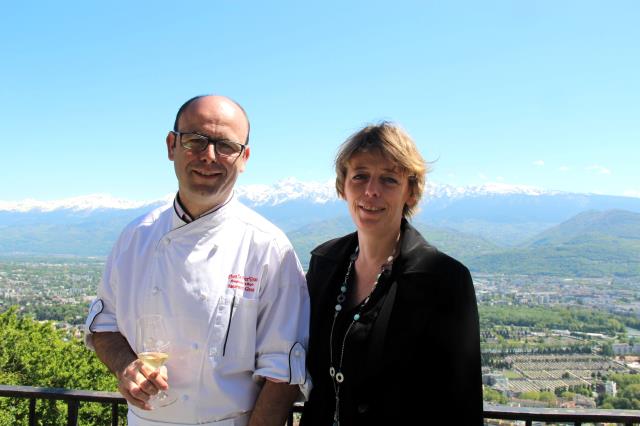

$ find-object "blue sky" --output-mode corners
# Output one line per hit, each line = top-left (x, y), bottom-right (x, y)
(2, 0), (639, 201)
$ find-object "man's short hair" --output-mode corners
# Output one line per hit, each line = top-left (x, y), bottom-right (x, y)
(173, 95), (251, 145)
(335, 121), (428, 218)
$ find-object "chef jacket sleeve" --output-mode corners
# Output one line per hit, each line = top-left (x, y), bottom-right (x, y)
(253, 242), (311, 398)
(84, 245), (121, 349)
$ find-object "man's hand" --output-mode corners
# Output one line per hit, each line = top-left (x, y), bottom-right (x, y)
(116, 359), (169, 410)
(91, 332), (169, 410)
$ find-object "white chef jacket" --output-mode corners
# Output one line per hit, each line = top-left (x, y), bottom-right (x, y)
(85, 194), (310, 425)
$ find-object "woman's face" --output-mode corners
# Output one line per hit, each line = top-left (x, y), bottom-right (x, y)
(343, 150), (415, 238)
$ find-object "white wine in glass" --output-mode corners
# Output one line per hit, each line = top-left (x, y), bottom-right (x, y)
(138, 351), (169, 370)
(137, 315), (177, 408)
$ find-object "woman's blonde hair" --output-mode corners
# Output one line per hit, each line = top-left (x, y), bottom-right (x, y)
(335, 121), (427, 218)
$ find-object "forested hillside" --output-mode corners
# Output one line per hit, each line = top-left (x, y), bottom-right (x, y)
(0, 309), (123, 425)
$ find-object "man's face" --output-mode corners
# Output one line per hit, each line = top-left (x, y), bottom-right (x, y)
(166, 96), (250, 217)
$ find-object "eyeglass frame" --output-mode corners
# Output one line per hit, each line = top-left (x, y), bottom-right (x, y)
(170, 131), (247, 158)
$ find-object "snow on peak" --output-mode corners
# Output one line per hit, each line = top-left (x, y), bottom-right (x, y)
(461, 182), (556, 196)
(0, 193), (170, 213)
(421, 181), (556, 199)
(236, 177), (337, 206)
(0, 179), (564, 213)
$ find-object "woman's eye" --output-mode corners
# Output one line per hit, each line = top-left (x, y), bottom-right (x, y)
(352, 174), (367, 181)
(382, 176), (399, 184)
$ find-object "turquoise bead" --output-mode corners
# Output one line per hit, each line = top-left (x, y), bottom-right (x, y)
(353, 313), (360, 321)
(340, 286), (347, 293)
(335, 304), (342, 312)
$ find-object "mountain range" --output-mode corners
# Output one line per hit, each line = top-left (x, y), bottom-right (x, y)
(1, 179), (639, 277)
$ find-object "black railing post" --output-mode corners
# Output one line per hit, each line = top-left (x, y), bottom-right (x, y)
(67, 399), (79, 426)
(525, 419), (532, 426)
(29, 398), (36, 426)
(111, 401), (119, 426)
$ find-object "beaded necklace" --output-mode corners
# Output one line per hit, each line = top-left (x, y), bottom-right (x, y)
(328, 244), (396, 426)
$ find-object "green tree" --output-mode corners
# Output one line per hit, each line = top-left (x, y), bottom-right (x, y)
(519, 391), (540, 401)
(0, 307), (125, 425)
(538, 391), (557, 405)
(483, 388), (508, 404)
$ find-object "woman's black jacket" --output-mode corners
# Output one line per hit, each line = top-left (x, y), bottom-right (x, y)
(302, 221), (483, 425)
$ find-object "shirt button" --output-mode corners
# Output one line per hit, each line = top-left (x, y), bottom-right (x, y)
(192, 342), (199, 350)
(182, 394), (189, 402)
(199, 292), (207, 301)
(151, 286), (159, 295)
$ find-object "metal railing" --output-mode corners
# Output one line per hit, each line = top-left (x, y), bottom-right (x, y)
(0, 384), (125, 426)
(482, 404), (640, 425)
(2, 385), (640, 425)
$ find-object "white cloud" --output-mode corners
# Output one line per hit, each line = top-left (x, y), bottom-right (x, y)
(496, 176), (504, 181)
(587, 165), (611, 175)
(558, 166), (570, 172)
(478, 173), (488, 180)
(623, 189), (640, 198)
(532, 160), (545, 167)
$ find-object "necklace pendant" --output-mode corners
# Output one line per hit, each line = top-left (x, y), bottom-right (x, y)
(329, 367), (335, 378)
(335, 372), (344, 383)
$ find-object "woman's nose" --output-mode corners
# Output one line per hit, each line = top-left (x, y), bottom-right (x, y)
(364, 179), (380, 197)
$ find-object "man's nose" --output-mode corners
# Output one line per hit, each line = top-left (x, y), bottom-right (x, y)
(200, 142), (217, 162)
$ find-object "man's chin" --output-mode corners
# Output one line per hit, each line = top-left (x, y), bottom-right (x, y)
(187, 185), (233, 205)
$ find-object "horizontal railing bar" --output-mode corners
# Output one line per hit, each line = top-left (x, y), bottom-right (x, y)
(1, 385), (640, 423)
(0, 384), (125, 404)
(483, 404), (640, 422)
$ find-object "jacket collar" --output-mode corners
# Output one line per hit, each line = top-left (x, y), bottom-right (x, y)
(311, 218), (437, 275)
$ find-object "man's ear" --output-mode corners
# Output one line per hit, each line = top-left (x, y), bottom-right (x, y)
(166, 132), (176, 160)
(237, 146), (250, 173)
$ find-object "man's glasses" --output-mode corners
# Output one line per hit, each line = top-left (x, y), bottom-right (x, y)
(171, 131), (246, 157)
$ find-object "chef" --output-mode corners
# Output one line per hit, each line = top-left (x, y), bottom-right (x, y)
(85, 95), (310, 426)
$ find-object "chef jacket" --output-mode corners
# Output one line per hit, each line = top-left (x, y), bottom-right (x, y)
(85, 194), (310, 425)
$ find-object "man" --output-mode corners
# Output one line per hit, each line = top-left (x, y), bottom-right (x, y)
(85, 95), (310, 426)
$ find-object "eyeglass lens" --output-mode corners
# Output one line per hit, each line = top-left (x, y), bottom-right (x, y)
(180, 133), (243, 156)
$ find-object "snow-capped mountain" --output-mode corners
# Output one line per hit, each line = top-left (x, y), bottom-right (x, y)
(0, 179), (562, 212)
(236, 178), (337, 206)
(1, 179), (640, 256)
(237, 179), (560, 207)
(0, 193), (171, 213)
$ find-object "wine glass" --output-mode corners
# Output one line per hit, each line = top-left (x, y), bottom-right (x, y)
(136, 314), (177, 408)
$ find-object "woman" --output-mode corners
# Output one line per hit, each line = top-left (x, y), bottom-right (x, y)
(301, 122), (483, 425)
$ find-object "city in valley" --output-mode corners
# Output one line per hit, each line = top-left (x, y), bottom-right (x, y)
(1, 257), (639, 412)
